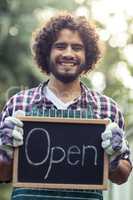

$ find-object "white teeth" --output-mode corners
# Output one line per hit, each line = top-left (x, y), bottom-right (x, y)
(61, 62), (75, 66)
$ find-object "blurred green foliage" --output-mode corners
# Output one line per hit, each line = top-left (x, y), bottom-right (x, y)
(0, 0), (133, 199)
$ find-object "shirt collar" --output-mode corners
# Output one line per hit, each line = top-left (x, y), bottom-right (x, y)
(31, 81), (49, 104)
(32, 80), (92, 106)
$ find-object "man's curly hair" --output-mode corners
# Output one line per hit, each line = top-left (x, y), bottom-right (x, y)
(31, 12), (101, 74)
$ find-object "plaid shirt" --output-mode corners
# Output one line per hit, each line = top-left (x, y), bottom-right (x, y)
(0, 81), (124, 128)
(0, 81), (127, 200)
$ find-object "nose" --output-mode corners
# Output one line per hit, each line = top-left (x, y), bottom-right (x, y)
(62, 45), (74, 58)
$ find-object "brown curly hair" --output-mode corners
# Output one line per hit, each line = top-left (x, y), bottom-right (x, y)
(31, 12), (101, 74)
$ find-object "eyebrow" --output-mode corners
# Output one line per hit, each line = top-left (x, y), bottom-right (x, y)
(53, 42), (66, 46)
(53, 42), (84, 48)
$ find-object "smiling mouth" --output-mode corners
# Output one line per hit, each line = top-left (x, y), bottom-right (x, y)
(57, 59), (80, 67)
(58, 62), (76, 67)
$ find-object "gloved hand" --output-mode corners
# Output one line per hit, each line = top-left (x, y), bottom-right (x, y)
(101, 122), (129, 169)
(0, 110), (25, 158)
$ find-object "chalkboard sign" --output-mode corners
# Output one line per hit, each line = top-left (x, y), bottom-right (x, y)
(13, 117), (109, 190)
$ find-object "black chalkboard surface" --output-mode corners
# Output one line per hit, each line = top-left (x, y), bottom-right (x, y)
(13, 117), (109, 190)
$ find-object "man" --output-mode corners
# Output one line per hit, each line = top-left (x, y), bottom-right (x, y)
(0, 12), (132, 200)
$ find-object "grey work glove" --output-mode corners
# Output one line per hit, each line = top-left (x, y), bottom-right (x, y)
(0, 110), (25, 158)
(101, 122), (129, 169)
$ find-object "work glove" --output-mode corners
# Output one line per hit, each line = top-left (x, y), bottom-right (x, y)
(101, 122), (129, 169)
(0, 110), (25, 159)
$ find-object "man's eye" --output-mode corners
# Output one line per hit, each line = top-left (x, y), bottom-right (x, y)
(54, 44), (65, 50)
(72, 45), (84, 51)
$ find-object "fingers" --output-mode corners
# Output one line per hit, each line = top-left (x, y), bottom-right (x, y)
(12, 126), (24, 147)
(0, 145), (13, 158)
(1, 117), (24, 147)
(8, 129), (24, 147)
(101, 129), (112, 140)
(101, 140), (114, 155)
(1, 127), (23, 146)
(101, 122), (122, 156)
(101, 122), (117, 140)
(101, 121), (129, 158)
(107, 122), (119, 130)
(102, 139), (110, 148)
(0, 112), (25, 149)
(12, 128), (23, 140)
(13, 139), (23, 147)
(5, 117), (23, 128)
(13, 110), (25, 117)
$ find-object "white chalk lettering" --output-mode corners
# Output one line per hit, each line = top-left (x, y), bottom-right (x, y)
(82, 145), (98, 166)
(25, 128), (50, 166)
(25, 128), (98, 179)
(45, 146), (65, 179)
(67, 145), (81, 165)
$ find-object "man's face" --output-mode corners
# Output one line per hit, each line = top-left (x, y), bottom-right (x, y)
(49, 29), (85, 83)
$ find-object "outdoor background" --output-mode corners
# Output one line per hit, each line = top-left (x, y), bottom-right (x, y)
(0, 0), (133, 199)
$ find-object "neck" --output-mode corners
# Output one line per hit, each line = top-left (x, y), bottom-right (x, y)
(47, 75), (81, 103)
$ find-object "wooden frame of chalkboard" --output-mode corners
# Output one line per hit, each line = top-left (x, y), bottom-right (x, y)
(13, 117), (109, 190)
